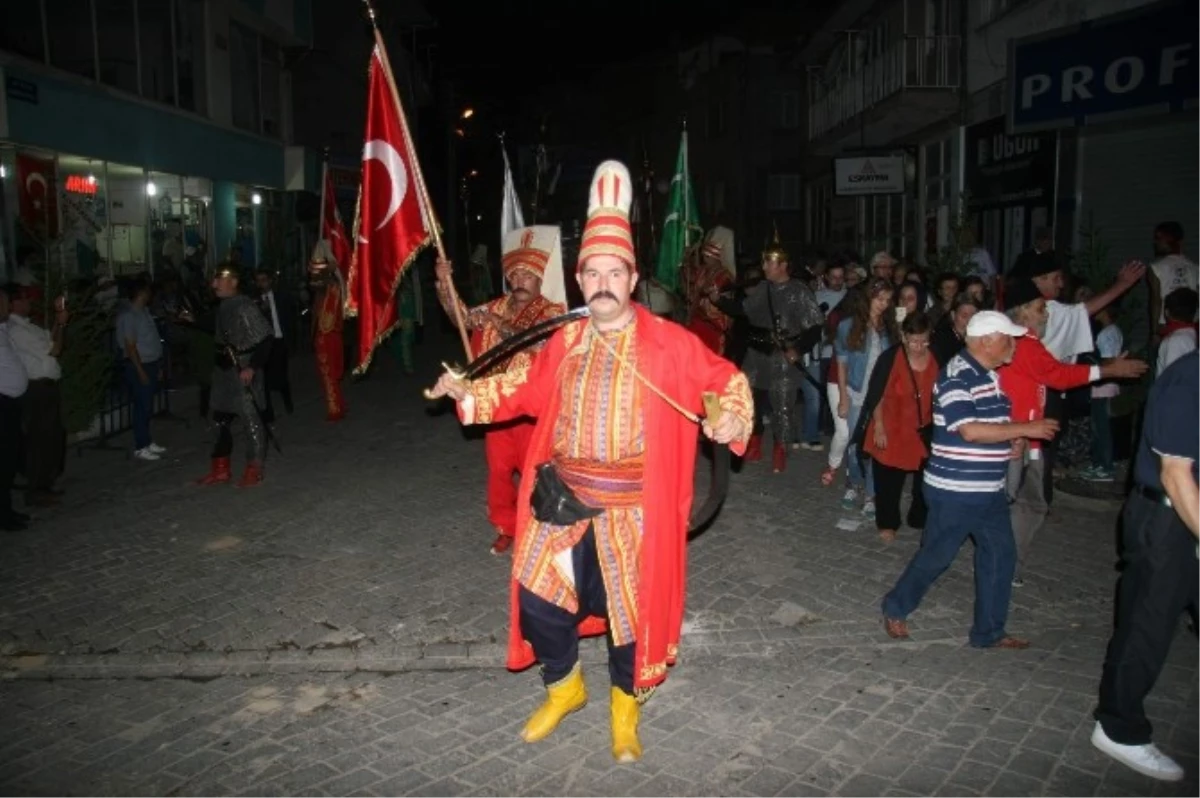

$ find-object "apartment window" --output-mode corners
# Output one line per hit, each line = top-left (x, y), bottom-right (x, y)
(230, 22), (261, 133)
(176, 0), (207, 114)
(777, 91), (800, 129)
(924, 136), (953, 204)
(861, 194), (909, 258)
(95, 0), (139, 94)
(768, 174), (801, 211)
(260, 40), (282, 138)
(0, 4), (46, 62)
(707, 101), (726, 138)
(139, 0), (176, 104)
(978, 0), (1026, 26)
(808, 182), (832, 244)
(46, 0), (96, 80)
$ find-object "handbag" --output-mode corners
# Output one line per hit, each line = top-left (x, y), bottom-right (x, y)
(902, 352), (934, 451)
(530, 462), (603, 525)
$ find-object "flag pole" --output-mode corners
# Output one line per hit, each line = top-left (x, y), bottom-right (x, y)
(361, 0), (473, 361)
(318, 147), (329, 248)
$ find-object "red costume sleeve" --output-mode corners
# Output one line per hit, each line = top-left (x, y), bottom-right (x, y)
(1014, 336), (1092, 391)
(459, 323), (566, 426)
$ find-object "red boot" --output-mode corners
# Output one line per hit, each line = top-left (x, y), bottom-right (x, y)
(772, 443), (787, 473)
(745, 434), (763, 462)
(195, 457), (232, 486)
(237, 461), (264, 488)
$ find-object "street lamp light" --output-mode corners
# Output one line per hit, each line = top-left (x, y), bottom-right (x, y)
(461, 107), (475, 120)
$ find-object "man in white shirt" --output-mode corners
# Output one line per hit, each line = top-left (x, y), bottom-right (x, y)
(254, 269), (294, 420)
(5, 283), (66, 507)
(1022, 253), (1145, 363)
(0, 286), (30, 531)
(1148, 222), (1198, 328)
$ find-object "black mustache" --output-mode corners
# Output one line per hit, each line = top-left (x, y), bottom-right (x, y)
(587, 291), (618, 303)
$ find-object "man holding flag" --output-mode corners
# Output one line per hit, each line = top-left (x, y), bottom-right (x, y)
(309, 162), (352, 421)
(654, 128), (704, 301)
(346, 40), (440, 376)
(434, 226), (567, 555)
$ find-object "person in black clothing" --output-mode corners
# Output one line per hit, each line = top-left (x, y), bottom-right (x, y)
(1091, 351), (1197, 782)
(254, 269), (295, 420)
(0, 286), (29, 532)
(930, 292), (982, 369)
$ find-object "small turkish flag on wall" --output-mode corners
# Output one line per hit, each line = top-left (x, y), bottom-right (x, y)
(347, 44), (434, 373)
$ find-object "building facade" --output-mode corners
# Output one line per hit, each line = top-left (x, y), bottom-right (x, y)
(0, 0), (317, 283)
(801, 0), (963, 263)
(967, 0), (1197, 272)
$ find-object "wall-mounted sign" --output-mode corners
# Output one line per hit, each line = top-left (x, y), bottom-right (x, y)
(1007, 0), (1198, 133)
(64, 175), (98, 195)
(5, 76), (37, 105)
(964, 116), (1057, 209)
(833, 156), (905, 196)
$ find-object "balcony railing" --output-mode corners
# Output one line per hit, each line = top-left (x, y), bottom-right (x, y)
(808, 35), (961, 141)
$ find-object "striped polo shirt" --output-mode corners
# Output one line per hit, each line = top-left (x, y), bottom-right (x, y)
(925, 350), (1013, 496)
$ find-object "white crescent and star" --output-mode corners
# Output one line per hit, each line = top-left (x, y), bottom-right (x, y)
(358, 138), (408, 244)
(25, 172), (47, 211)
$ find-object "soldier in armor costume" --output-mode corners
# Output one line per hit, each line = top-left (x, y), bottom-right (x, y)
(435, 226), (568, 555)
(308, 240), (347, 421)
(194, 264), (275, 488)
(680, 227), (736, 355)
(715, 231), (823, 473)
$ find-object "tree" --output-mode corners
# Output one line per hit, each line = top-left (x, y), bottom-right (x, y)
(933, 192), (976, 277)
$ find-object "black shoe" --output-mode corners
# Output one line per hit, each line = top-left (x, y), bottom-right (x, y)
(1, 517), (28, 532)
(6, 511), (30, 524)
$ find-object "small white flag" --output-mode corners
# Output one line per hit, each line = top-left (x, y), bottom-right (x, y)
(501, 143), (525, 240)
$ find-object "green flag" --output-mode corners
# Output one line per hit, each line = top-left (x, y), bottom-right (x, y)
(655, 130), (703, 293)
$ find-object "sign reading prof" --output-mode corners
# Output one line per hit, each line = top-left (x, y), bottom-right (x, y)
(1007, 0), (1197, 133)
(833, 156), (905, 196)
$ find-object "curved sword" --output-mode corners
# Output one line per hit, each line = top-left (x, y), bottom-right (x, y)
(424, 304), (733, 532)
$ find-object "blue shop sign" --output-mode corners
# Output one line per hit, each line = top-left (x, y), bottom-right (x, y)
(1007, 0), (1198, 133)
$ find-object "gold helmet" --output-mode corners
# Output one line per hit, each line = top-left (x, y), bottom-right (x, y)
(762, 222), (788, 263)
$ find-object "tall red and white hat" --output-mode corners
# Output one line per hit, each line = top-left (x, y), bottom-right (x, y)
(577, 160), (635, 272)
(501, 225), (567, 307)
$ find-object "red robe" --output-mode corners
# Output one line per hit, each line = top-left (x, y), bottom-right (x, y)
(314, 282), (346, 421)
(463, 305), (752, 689)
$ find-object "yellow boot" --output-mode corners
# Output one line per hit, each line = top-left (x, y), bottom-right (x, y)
(610, 687), (643, 763)
(521, 663), (587, 743)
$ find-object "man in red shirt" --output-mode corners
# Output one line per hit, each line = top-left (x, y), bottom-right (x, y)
(999, 278), (1148, 585)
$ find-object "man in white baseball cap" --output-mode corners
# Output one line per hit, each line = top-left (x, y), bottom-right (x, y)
(881, 310), (1059, 648)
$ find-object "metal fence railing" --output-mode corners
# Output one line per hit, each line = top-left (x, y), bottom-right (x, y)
(75, 319), (177, 452)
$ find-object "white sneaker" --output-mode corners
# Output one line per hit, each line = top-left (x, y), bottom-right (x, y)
(801, 441), (825, 452)
(133, 447), (160, 462)
(862, 500), (876, 518)
(840, 488), (858, 511)
(1091, 722), (1184, 782)
(147, 442), (167, 455)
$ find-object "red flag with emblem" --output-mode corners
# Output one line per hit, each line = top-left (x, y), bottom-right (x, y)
(321, 166), (352, 281)
(347, 43), (434, 373)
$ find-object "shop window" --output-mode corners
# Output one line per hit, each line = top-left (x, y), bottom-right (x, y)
(777, 91), (800, 130)
(260, 40), (282, 138)
(768, 174), (800, 211)
(0, 4), (46, 62)
(95, 0), (139, 95)
(139, 0), (176, 105)
(230, 22), (260, 133)
(175, 0), (207, 114)
(45, 0), (96, 80)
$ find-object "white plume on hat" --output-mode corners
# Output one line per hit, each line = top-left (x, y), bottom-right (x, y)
(705, 225), (736, 278)
(578, 160), (636, 271)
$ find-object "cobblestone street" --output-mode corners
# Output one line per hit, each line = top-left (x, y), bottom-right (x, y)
(0, 339), (1195, 797)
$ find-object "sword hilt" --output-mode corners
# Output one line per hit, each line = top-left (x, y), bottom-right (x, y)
(701, 391), (722, 422)
(422, 362), (466, 400)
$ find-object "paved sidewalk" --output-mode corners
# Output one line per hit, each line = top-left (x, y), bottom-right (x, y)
(0, 337), (1195, 796)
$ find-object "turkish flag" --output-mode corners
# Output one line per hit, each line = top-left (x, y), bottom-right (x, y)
(16, 154), (59, 238)
(347, 44), (434, 373)
(321, 166), (351, 282)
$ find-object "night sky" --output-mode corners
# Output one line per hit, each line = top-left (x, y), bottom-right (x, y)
(427, 0), (822, 145)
